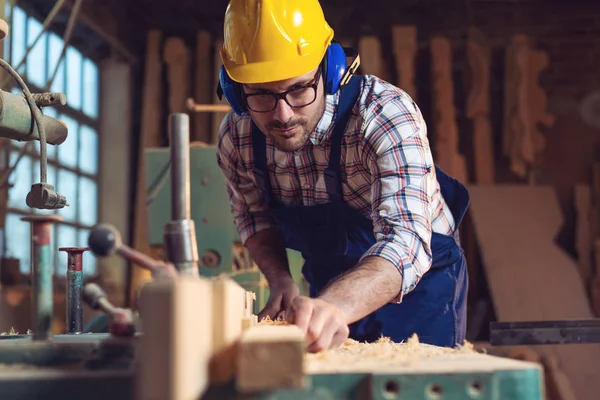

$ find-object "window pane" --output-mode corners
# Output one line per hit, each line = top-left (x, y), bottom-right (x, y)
(79, 177), (97, 226)
(4, 3), (11, 62)
(47, 33), (65, 94)
(55, 224), (78, 275)
(56, 169), (77, 221)
(57, 114), (78, 168)
(66, 47), (82, 110)
(11, 7), (26, 74)
(5, 213), (31, 273)
(79, 125), (98, 175)
(26, 17), (46, 88)
(8, 152), (32, 209)
(78, 228), (96, 275)
(82, 59), (98, 119)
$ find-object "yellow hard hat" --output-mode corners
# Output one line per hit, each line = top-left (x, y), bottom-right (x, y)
(220, 0), (335, 84)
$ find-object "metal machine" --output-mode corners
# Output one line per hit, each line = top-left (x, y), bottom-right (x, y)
(143, 130), (307, 313)
(0, 15), (544, 400)
(0, 111), (544, 400)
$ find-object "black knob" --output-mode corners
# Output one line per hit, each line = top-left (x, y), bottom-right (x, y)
(88, 224), (121, 257)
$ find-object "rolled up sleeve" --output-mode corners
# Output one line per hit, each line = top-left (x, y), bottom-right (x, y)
(359, 94), (436, 303)
(216, 115), (278, 244)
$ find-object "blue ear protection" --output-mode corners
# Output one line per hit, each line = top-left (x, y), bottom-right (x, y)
(218, 42), (350, 116)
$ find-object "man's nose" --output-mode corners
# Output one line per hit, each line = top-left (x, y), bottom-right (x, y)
(273, 98), (294, 123)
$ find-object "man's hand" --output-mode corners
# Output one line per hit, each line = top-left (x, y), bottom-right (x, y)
(258, 276), (300, 321)
(286, 296), (350, 353)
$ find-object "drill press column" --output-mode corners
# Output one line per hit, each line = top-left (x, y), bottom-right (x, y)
(163, 113), (199, 276)
(22, 214), (63, 340)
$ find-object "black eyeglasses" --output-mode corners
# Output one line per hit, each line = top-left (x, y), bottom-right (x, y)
(242, 69), (321, 113)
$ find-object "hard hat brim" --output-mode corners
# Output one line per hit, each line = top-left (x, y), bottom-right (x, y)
(221, 47), (327, 84)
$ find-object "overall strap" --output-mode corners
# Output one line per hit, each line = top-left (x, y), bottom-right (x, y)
(325, 75), (363, 203)
(251, 123), (273, 206)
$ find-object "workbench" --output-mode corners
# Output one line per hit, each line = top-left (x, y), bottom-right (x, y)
(0, 332), (543, 400)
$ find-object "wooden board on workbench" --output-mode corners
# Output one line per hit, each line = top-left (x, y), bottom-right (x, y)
(468, 185), (600, 400)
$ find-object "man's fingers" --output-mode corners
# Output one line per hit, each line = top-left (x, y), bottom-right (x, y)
(330, 327), (349, 349)
(305, 308), (328, 344)
(307, 320), (337, 353)
(257, 301), (280, 321)
(289, 297), (313, 332)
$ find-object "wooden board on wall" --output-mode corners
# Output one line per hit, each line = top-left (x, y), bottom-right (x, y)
(468, 185), (600, 400)
(391, 25), (417, 100)
(430, 36), (468, 184)
(193, 31), (212, 143)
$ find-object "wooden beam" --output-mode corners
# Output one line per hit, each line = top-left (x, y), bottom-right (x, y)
(130, 30), (163, 307)
(193, 31), (212, 143)
(466, 28), (495, 184)
(164, 37), (191, 116)
(98, 57), (132, 305)
(391, 25), (417, 100)
(430, 36), (468, 184)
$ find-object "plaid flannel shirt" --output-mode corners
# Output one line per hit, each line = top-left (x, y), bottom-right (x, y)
(216, 75), (455, 302)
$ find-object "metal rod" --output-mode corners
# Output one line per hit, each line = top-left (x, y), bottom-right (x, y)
(169, 113), (190, 221)
(59, 246), (88, 334)
(21, 214), (63, 340)
(490, 319), (600, 346)
(186, 98), (231, 113)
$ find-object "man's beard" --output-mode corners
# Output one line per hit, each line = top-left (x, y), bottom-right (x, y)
(265, 119), (311, 152)
(262, 100), (325, 153)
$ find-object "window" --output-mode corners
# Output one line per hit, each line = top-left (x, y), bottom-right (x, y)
(2, 4), (100, 276)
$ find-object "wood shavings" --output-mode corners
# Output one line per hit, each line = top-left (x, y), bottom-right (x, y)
(305, 334), (478, 374)
(1, 327), (17, 336)
(258, 316), (288, 325)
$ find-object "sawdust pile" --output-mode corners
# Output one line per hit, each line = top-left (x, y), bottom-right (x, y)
(258, 316), (476, 372)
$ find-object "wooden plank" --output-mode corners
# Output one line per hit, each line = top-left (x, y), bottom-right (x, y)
(236, 325), (305, 392)
(192, 31), (212, 143)
(430, 36), (468, 184)
(391, 25), (417, 100)
(163, 37), (191, 116)
(466, 28), (494, 184)
(136, 277), (213, 400)
(130, 30), (163, 305)
(209, 277), (246, 384)
(468, 185), (600, 400)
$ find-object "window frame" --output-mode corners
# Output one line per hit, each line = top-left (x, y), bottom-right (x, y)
(2, 2), (102, 277)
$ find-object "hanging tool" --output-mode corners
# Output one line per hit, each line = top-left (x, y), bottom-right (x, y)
(88, 223), (179, 281)
(82, 283), (135, 337)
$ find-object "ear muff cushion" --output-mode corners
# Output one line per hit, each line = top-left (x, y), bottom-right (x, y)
(219, 65), (247, 115)
(325, 43), (348, 94)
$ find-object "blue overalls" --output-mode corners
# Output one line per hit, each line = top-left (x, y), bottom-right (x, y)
(251, 76), (470, 347)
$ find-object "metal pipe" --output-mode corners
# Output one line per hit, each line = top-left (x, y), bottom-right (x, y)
(21, 214), (63, 340)
(59, 246), (88, 334)
(169, 113), (190, 221)
(163, 113), (199, 276)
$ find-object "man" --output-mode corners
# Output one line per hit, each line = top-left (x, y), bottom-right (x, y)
(215, 0), (470, 353)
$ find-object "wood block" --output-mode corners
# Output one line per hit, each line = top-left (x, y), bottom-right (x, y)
(241, 315), (258, 332)
(136, 276), (213, 400)
(236, 325), (306, 393)
(210, 277), (246, 384)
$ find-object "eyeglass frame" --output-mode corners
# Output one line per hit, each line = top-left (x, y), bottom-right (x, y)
(240, 68), (322, 113)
